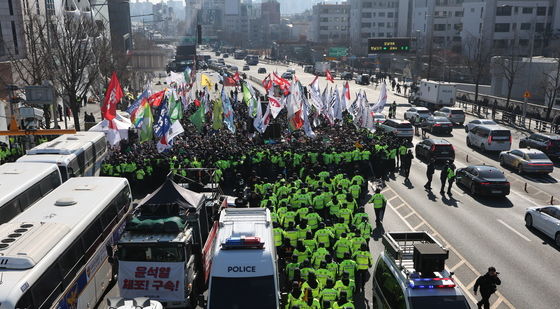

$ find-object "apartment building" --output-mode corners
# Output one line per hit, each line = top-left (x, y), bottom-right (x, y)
(349, 0), (411, 55)
(309, 2), (350, 44)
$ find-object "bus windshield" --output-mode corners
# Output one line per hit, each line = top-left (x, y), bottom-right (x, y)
(118, 244), (185, 262)
(209, 276), (277, 309)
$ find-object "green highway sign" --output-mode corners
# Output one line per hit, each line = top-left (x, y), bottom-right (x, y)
(328, 47), (348, 57)
(368, 38), (412, 54)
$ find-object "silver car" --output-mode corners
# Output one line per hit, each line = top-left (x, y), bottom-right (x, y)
(404, 107), (430, 123)
(525, 206), (560, 246)
(465, 119), (497, 133)
(438, 107), (465, 125)
(499, 148), (554, 174)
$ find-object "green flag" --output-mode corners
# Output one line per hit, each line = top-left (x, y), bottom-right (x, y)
(169, 92), (183, 121)
(190, 105), (205, 132)
(242, 81), (258, 117)
(212, 99), (223, 130)
(139, 103), (153, 143)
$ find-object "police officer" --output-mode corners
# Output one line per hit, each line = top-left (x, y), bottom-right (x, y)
(425, 158), (436, 190)
(446, 161), (456, 195)
(369, 188), (387, 223)
(440, 161), (450, 195)
(353, 243), (372, 293)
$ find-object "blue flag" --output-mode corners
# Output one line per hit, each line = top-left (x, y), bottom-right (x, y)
(221, 87), (236, 133)
(153, 97), (171, 138)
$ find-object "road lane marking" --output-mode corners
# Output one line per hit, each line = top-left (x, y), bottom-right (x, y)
(393, 203), (405, 210)
(402, 212), (415, 219)
(449, 260), (466, 272)
(497, 219), (531, 242)
(491, 296), (505, 309)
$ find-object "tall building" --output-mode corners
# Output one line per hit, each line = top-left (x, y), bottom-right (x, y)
(108, 0), (132, 54)
(462, 0), (560, 57)
(0, 0), (26, 99)
(411, 0), (464, 54)
(261, 0), (280, 24)
(309, 2), (350, 45)
(349, 0), (411, 55)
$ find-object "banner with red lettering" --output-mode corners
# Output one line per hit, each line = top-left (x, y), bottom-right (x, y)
(118, 261), (185, 301)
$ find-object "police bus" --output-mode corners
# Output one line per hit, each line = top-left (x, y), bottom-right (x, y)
(0, 162), (62, 225)
(206, 208), (279, 309)
(18, 132), (107, 178)
(0, 177), (132, 309)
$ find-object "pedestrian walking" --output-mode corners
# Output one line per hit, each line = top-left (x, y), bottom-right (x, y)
(402, 150), (413, 179)
(425, 159), (435, 189)
(370, 188), (387, 223)
(474, 267), (501, 309)
(440, 161), (450, 194)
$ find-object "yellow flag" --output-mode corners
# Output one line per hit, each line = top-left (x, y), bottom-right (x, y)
(200, 74), (214, 89)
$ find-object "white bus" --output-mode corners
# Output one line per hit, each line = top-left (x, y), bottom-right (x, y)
(206, 208), (279, 309)
(0, 162), (62, 225)
(17, 154), (80, 181)
(23, 132), (107, 177)
(0, 177), (132, 309)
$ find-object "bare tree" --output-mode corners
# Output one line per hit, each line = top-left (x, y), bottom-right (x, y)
(462, 35), (492, 115)
(542, 53), (560, 121)
(492, 54), (525, 111)
(44, 15), (106, 131)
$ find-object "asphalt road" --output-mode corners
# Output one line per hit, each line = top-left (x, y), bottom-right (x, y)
(205, 50), (560, 309)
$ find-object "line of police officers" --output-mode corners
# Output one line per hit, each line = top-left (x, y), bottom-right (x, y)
(254, 172), (388, 309)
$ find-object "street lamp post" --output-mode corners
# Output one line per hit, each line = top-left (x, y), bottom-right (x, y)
(522, 4), (539, 125)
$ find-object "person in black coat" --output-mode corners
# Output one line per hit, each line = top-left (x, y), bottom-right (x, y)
(440, 161), (450, 194)
(474, 267), (501, 309)
(424, 159), (435, 189)
(401, 150), (413, 179)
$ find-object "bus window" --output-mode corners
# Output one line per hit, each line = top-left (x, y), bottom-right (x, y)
(0, 199), (21, 224)
(58, 240), (85, 288)
(58, 166), (69, 181)
(82, 220), (102, 252)
(15, 291), (34, 309)
(31, 265), (63, 308)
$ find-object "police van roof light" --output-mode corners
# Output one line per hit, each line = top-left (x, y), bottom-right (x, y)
(409, 277), (455, 289)
(222, 236), (264, 249)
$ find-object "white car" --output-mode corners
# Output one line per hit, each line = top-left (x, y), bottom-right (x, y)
(465, 119), (497, 133)
(525, 206), (560, 246)
(371, 112), (386, 124)
(404, 107), (430, 123)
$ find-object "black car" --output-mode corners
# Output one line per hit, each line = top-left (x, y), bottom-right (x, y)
(421, 116), (453, 134)
(519, 133), (560, 159)
(456, 165), (510, 197)
(258, 67), (267, 74)
(415, 139), (455, 162)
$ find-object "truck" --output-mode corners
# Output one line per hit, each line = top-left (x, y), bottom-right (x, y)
(114, 178), (224, 308)
(245, 54), (259, 65)
(408, 79), (456, 110)
(314, 62), (330, 76)
(168, 44), (197, 73)
(204, 208), (280, 309)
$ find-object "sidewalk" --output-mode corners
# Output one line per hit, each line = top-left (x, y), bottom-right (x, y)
(47, 102), (102, 131)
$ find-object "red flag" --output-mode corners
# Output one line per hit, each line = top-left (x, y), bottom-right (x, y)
(148, 90), (165, 107)
(101, 72), (123, 121)
(233, 72), (241, 82)
(343, 81), (350, 100)
(262, 74), (273, 91)
(326, 70), (334, 83)
(194, 99), (201, 107)
(272, 72), (291, 96)
(224, 76), (237, 86)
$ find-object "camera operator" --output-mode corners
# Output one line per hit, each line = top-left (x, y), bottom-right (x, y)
(474, 266), (501, 309)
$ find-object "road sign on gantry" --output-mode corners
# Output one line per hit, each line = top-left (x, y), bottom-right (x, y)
(368, 38), (411, 54)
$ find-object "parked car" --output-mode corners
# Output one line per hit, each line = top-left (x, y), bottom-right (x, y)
(217, 58), (225, 65)
(286, 68), (296, 74)
(215, 51), (221, 56)
(499, 148), (554, 174)
(281, 72), (293, 80)
(456, 165), (510, 197)
(466, 125), (512, 152)
(415, 138), (455, 162)
(340, 72), (353, 80)
(404, 107), (431, 123)
(222, 53), (229, 58)
(464, 119), (497, 133)
(355, 74), (370, 85)
(437, 107), (466, 125)
(230, 66), (239, 72)
(421, 116), (454, 134)
(258, 67), (267, 74)
(519, 133), (560, 159)
(243, 65), (250, 71)
(377, 119), (414, 141)
(525, 205), (560, 246)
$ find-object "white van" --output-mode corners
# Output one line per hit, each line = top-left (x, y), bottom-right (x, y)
(206, 208), (279, 309)
(467, 125), (512, 152)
